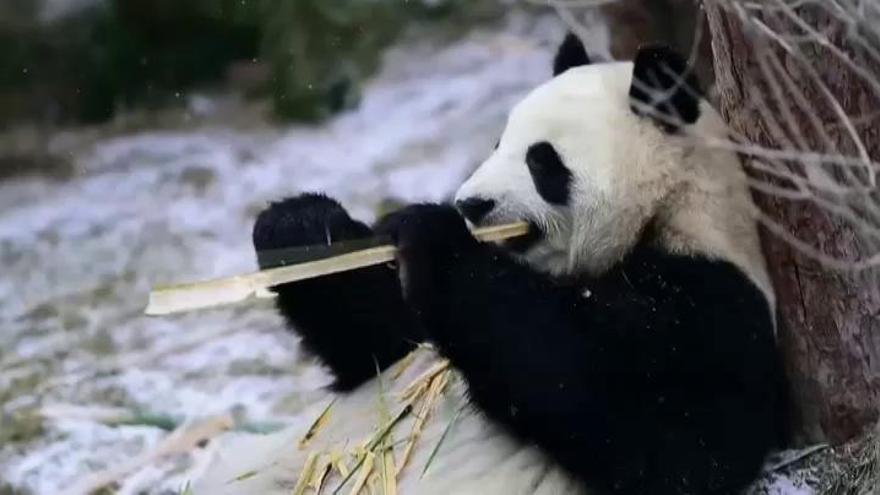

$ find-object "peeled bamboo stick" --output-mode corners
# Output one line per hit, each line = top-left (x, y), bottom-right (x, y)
(145, 221), (529, 316)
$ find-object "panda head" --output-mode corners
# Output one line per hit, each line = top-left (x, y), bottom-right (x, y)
(455, 34), (769, 293)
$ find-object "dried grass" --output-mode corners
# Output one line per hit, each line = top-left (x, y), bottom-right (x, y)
(67, 414), (235, 495)
(276, 349), (459, 495)
(300, 398), (338, 450)
(822, 422), (880, 495)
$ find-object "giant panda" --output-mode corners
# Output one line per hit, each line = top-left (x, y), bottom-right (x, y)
(195, 35), (787, 495)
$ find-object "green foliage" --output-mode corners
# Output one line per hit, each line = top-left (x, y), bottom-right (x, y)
(0, 0), (495, 124)
(0, 1), (262, 123)
(0, 409), (44, 445)
(260, 0), (502, 121)
(76, 0), (262, 122)
(260, 0), (404, 121)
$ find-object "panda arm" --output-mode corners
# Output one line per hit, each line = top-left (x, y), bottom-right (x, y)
(253, 194), (421, 392)
(378, 205), (623, 476)
(379, 204), (784, 494)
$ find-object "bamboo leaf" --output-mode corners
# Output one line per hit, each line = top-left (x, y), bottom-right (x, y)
(421, 404), (466, 479)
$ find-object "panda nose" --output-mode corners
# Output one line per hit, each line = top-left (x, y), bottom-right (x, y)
(455, 197), (495, 223)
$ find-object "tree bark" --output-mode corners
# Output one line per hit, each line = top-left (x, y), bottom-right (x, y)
(602, 0), (715, 86)
(704, 1), (880, 444)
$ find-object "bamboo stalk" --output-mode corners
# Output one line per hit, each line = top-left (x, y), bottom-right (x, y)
(348, 452), (375, 495)
(293, 452), (320, 495)
(397, 370), (449, 476)
(299, 398), (337, 450)
(145, 221), (528, 316)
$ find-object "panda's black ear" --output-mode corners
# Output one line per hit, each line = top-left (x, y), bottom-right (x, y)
(553, 33), (591, 76)
(629, 45), (702, 131)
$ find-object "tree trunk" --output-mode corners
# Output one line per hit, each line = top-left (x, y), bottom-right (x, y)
(704, 1), (880, 445)
(601, 0), (715, 86)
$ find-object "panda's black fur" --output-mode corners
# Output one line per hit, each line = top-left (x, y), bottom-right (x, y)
(252, 193), (422, 392)
(252, 39), (788, 495)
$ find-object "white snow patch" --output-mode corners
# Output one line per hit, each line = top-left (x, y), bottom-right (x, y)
(758, 474), (816, 495)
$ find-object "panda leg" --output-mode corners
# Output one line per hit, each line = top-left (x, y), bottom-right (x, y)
(252, 194), (421, 391)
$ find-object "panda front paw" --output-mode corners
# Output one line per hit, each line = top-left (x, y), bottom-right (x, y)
(252, 193), (372, 269)
(375, 203), (478, 313)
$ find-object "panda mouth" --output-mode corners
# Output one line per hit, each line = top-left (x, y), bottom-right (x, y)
(499, 222), (543, 253)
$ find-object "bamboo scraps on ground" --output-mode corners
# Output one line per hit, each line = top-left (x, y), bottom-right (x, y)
(65, 414), (235, 495)
(276, 352), (454, 495)
(145, 221), (529, 316)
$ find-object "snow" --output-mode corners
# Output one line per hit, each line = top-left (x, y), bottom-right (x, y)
(0, 13), (565, 494)
(754, 475), (816, 495)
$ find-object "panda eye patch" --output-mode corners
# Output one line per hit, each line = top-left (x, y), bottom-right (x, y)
(526, 141), (572, 205)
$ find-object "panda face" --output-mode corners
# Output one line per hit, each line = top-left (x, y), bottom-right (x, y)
(455, 38), (707, 277)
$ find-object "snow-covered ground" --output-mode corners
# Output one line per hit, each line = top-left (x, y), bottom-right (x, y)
(0, 13), (567, 494)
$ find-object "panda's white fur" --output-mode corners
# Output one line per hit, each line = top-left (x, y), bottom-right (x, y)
(195, 47), (776, 495)
(456, 62), (773, 309)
